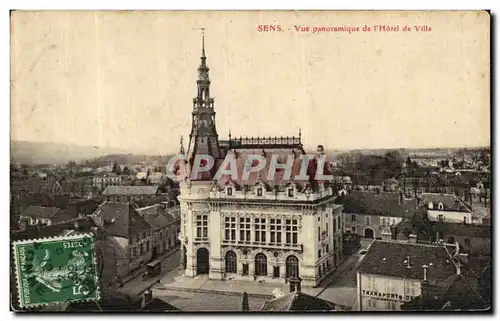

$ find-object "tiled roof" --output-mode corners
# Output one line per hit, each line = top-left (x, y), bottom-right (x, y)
(335, 192), (416, 218)
(418, 193), (471, 213)
(261, 292), (335, 311)
(177, 147), (333, 191)
(20, 205), (59, 219)
(12, 217), (99, 241)
(357, 240), (457, 281)
(217, 148), (330, 188)
(103, 185), (159, 195)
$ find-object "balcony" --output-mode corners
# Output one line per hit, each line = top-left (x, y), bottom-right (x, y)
(221, 240), (302, 252)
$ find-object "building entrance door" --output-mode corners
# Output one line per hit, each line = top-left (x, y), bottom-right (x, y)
(196, 248), (210, 274)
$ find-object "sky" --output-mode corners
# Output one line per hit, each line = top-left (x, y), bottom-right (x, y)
(10, 11), (490, 155)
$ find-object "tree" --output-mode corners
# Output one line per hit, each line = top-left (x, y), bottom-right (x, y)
(122, 166), (130, 175)
(112, 162), (121, 174)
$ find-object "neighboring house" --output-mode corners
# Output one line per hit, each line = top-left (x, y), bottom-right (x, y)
(418, 193), (475, 224)
(19, 205), (79, 227)
(336, 192), (416, 239)
(103, 185), (160, 202)
(93, 173), (127, 190)
(136, 202), (181, 258)
(356, 240), (460, 311)
(430, 222), (491, 257)
(92, 202), (153, 275)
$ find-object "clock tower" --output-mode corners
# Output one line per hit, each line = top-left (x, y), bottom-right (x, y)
(186, 29), (222, 180)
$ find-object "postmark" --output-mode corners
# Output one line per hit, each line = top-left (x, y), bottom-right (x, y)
(12, 234), (100, 308)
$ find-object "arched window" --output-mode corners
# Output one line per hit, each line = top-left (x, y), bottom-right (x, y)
(254, 253), (268, 276)
(438, 202), (444, 210)
(285, 255), (299, 278)
(225, 251), (237, 273)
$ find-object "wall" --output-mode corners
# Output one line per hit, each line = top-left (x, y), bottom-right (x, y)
(357, 272), (421, 311)
(427, 209), (472, 224)
(343, 213), (403, 239)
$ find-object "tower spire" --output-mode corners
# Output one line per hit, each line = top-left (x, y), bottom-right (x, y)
(186, 28), (222, 179)
(201, 28), (206, 58)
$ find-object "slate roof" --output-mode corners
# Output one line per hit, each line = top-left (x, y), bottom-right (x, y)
(401, 273), (486, 311)
(418, 193), (471, 213)
(261, 292), (335, 311)
(97, 202), (150, 238)
(335, 192), (417, 218)
(357, 240), (457, 282)
(20, 205), (59, 219)
(103, 185), (159, 195)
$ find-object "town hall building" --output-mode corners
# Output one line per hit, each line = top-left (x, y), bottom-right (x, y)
(175, 33), (343, 287)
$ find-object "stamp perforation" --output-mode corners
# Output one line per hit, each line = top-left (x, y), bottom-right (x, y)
(12, 232), (101, 309)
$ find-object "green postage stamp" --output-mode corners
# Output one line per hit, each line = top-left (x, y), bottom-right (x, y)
(12, 234), (100, 308)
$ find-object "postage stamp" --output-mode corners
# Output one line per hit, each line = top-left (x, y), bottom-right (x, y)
(12, 234), (100, 308)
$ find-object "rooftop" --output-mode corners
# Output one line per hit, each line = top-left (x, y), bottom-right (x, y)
(103, 185), (159, 195)
(261, 292), (335, 311)
(418, 193), (471, 213)
(20, 205), (59, 219)
(95, 202), (150, 238)
(335, 191), (416, 218)
(357, 240), (457, 282)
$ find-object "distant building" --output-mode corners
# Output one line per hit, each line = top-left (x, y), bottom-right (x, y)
(103, 185), (160, 202)
(356, 240), (460, 311)
(418, 193), (475, 224)
(19, 204), (91, 227)
(337, 192), (416, 239)
(93, 173), (127, 190)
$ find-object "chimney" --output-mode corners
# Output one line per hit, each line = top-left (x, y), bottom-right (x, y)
(469, 193), (472, 206)
(142, 290), (153, 308)
(399, 191), (403, 205)
(74, 220), (80, 231)
(422, 264), (429, 281)
(455, 259), (461, 276)
(381, 231), (392, 242)
(408, 234), (417, 244)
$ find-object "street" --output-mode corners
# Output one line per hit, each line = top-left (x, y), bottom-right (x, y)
(114, 249), (181, 297)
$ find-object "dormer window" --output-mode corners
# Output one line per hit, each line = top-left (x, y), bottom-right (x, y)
(428, 202), (434, 209)
(227, 187), (233, 196)
(288, 188), (294, 197)
(257, 188), (263, 196)
(438, 202), (444, 210)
